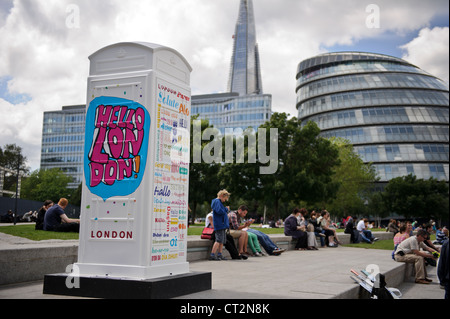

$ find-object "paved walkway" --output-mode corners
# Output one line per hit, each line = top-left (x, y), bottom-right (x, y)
(0, 232), (444, 299)
(185, 248), (443, 299)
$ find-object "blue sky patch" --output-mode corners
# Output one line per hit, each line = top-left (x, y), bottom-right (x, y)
(0, 76), (32, 104)
(325, 16), (449, 59)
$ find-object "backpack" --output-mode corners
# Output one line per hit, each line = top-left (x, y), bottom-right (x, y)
(371, 274), (394, 299)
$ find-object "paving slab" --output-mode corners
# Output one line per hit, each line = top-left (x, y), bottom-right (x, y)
(0, 228), (445, 300)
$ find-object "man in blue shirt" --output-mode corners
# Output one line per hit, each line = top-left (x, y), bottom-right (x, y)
(43, 198), (80, 232)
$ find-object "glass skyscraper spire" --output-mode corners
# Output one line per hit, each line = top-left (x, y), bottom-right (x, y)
(192, 0), (271, 134)
(227, 0), (263, 95)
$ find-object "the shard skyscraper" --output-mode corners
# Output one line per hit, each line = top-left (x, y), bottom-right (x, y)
(227, 0), (263, 95)
(191, 0), (272, 134)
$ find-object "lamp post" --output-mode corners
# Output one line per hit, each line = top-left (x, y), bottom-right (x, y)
(13, 153), (22, 226)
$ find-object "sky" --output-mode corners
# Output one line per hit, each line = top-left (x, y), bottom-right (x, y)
(0, 0), (449, 172)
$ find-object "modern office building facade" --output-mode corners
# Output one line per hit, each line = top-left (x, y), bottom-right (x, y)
(193, 0), (271, 134)
(296, 52), (449, 184)
(40, 104), (86, 188)
(192, 92), (272, 135)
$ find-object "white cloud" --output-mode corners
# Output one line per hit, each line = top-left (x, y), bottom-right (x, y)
(0, 98), (43, 168)
(0, 0), (448, 171)
(401, 26), (450, 84)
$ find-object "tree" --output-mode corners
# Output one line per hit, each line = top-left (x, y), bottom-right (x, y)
(287, 120), (341, 205)
(255, 115), (340, 219)
(189, 116), (221, 223)
(69, 183), (83, 207)
(366, 191), (388, 219)
(0, 144), (30, 194)
(325, 138), (378, 218)
(382, 174), (449, 221)
(218, 127), (262, 203)
(20, 168), (72, 203)
(0, 144), (28, 171)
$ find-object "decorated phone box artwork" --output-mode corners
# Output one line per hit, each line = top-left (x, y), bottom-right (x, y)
(84, 96), (151, 201)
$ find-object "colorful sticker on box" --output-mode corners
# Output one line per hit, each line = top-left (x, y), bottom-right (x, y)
(84, 96), (151, 200)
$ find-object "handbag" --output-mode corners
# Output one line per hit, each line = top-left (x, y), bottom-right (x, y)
(201, 227), (214, 240)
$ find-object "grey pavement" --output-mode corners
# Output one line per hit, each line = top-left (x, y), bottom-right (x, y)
(0, 225), (445, 300)
(182, 248), (444, 299)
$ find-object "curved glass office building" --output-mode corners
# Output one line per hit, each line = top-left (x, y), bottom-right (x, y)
(296, 52), (449, 184)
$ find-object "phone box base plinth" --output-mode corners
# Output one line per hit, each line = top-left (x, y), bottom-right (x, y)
(43, 271), (211, 299)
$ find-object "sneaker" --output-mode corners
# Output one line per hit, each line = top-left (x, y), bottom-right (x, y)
(217, 254), (227, 260)
(373, 238), (379, 242)
(271, 251), (281, 256)
(254, 252), (263, 257)
(415, 279), (430, 284)
(328, 244), (338, 248)
(239, 254), (248, 260)
(209, 254), (219, 261)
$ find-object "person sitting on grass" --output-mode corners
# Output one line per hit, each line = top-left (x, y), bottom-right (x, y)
(43, 198), (80, 233)
(35, 200), (53, 230)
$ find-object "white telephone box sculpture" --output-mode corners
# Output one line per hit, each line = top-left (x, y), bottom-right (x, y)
(76, 42), (192, 280)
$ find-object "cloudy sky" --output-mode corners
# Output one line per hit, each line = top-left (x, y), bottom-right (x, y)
(0, 0), (448, 171)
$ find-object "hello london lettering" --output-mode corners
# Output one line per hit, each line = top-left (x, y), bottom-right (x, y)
(88, 104), (146, 187)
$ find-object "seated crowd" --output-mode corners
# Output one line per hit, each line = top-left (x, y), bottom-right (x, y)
(204, 189), (366, 260)
(35, 198), (80, 233)
(206, 190), (286, 260)
(390, 220), (448, 286)
(205, 190), (449, 295)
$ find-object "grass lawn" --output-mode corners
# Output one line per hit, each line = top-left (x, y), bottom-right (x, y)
(1, 224), (433, 252)
(186, 225), (285, 236)
(342, 240), (394, 250)
(341, 233), (435, 251)
(0, 224), (79, 241)
(0, 224), (285, 241)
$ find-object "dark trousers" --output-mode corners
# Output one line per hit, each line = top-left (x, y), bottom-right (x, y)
(211, 232), (240, 259)
(294, 232), (307, 249)
(443, 282), (449, 299)
(54, 223), (80, 233)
